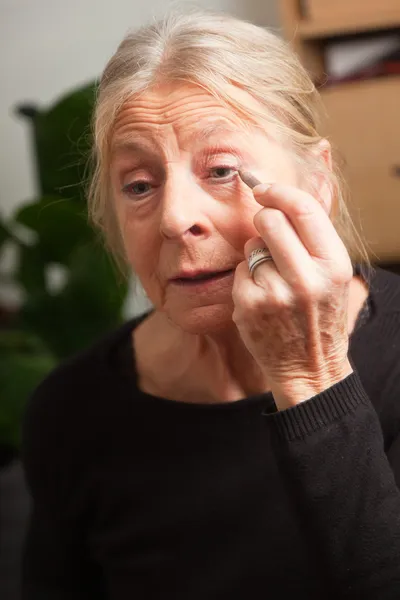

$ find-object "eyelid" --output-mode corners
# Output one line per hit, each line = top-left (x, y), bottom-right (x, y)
(118, 160), (161, 182)
(198, 150), (243, 174)
(122, 173), (152, 184)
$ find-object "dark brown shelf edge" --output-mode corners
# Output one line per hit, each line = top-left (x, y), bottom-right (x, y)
(298, 14), (400, 40)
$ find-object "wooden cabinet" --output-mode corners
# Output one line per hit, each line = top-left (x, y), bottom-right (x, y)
(301, 0), (400, 26)
(322, 78), (400, 260)
(279, 0), (400, 261)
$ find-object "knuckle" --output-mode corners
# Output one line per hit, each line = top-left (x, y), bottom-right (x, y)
(255, 208), (286, 233)
(243, 290), (270, 315)
(232, 285), (253, 312)
(324, 259), (354, 287)
(259, 283), (291, 312)
(231, 284), (244, 306)
(252, 293), (270, 313)
(268, 290), (289, 311)
(231, 308), (241, 324)
(293, 276), (322, 301)
(336, 261), (354, 284)
(293, 199), (315, 218)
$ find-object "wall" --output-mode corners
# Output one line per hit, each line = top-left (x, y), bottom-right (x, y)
(0, 0), (279, 218)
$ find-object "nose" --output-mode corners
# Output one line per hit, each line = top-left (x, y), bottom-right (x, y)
(159, 172), (210, 241)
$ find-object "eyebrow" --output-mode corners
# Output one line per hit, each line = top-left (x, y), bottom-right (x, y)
(111, 136), (156, 157)
(193, 120), (247, 142)
(111, 118), (250, 157)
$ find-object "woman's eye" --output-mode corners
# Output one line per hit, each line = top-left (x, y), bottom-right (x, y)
(122, 181), (152, 198)
(209, 166), (237, 180)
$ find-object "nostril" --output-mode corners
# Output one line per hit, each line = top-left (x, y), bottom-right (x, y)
(189, 224), (202, 235)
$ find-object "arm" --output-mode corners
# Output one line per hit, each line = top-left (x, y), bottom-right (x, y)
(21, 381), (104, 600)
(268, 370), (400, 599)
(231, 181), (400, 596)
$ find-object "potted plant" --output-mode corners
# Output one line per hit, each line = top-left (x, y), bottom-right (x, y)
(0, 83), (128, 467)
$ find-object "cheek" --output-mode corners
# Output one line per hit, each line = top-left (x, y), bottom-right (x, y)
(219, 156), (298, 250)
(219, 190), (261, 251)
(114, 201), (160, 276)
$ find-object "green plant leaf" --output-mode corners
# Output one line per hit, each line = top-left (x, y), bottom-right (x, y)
(67, 242), (128, 319)
(14, 196), (94, 264)
(33, 83), (96, 198)
(20, 241), (128, 359)
(0, 80), (129, 449)
(0, 329), (51, 354)
(17, 243), (46, 295)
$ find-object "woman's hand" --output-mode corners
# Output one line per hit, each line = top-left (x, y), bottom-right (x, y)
(232, 183), (354, 411)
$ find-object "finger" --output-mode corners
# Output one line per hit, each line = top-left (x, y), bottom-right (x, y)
(252, 207), (314, 285)
(232, 260), (291, 315)
(244, 236), (271, 258)
(243, 236), (280, 288)
(251, 257), (290, 296)
(253, 183), (349, 263)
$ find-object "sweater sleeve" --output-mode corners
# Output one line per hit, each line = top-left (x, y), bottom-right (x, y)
(21, 380), (104, 600)
(267, 370), (400, 599)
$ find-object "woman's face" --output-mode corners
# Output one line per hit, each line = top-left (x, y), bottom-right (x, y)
(110, 82), (299, 333)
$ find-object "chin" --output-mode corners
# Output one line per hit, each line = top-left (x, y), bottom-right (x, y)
(167, 303), (235, 335)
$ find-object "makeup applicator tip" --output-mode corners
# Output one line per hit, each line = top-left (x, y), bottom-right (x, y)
(238, 170), (262, 190)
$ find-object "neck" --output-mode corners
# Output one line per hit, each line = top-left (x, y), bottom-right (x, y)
(195, 323), (271, 401)
(134, 274), (369, 405)
(134, 311), (270, 404)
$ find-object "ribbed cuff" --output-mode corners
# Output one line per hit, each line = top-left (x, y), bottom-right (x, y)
(266, 371), (370, 442)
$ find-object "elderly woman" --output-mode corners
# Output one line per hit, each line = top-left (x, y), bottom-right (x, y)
(22, 9), (400, 600)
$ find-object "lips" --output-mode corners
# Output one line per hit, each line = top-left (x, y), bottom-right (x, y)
(171, 269), (234, 283)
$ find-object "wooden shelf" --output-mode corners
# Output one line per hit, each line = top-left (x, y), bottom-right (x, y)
(279, 0), (400, 260)
(298, 10), (400, 39)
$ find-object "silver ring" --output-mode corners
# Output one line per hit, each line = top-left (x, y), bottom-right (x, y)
(248, 248), (274, 276)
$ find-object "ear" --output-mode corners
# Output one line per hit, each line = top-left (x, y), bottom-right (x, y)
(311, 138), (333, 216)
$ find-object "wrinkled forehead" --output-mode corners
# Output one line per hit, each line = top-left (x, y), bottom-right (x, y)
(109, 82), (270, 154)
(111, 119), (257, 160)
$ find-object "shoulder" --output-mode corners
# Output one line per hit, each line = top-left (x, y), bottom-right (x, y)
(369, 265), (400, 315)
(21, 313), (150, 480)
(26, 316), (137, 406)
(359, 266), (400, 442)
(366, 266), (400, 363)
(353, 265), (400, 367)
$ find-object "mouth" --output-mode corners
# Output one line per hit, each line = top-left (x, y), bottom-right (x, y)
(171, 269), (235, 285)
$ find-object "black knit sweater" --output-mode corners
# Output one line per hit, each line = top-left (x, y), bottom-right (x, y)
(21, 265), (400, 599)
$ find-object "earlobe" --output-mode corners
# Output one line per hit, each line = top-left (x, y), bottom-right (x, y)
(318, 138), (332, 170)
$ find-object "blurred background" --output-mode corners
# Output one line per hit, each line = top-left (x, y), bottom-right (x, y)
(0, 0), (399, 598)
